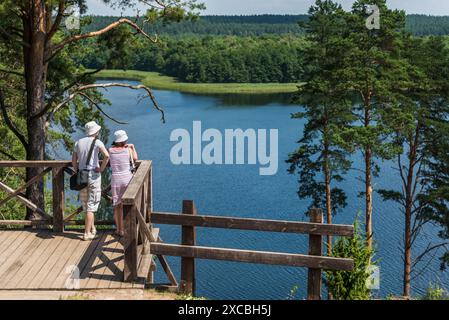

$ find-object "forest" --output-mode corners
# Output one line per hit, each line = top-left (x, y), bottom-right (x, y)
(84, 14), (449, 36)
(78, 35), (306, 83)
(77, 14), (449, 84)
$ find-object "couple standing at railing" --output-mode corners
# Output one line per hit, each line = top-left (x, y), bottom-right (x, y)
(71, 121), (138, 241)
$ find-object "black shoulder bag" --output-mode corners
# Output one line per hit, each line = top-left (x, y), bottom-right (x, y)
(70, 138), (98, 191)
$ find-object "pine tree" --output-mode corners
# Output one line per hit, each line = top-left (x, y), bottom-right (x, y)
(379, 35), (449, 297)
(340, 0), (408, 249)
(287, 0), (354, 256)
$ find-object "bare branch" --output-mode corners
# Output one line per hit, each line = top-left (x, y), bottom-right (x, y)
(78, 92), (128, 125)
(0, 148), (17, 160)
(33, 67), (104, 120)
(0, 89), (28, 150)
(48, 18), (158, 59)
(398, 154), (407, 190)
(411, 247), (440, 281)
(412, 242), (449, 269)
(47, 82), (165, 124)
(77, 82), (166, 123)
(46, 92), (79, 123)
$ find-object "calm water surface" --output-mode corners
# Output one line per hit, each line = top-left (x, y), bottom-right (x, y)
(84, 80), (449, 300)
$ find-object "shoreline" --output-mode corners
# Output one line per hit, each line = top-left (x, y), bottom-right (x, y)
(92, 69), (300, 95)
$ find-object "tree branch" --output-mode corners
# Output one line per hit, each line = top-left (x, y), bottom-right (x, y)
(77, 82), (165, 123)
(47, 82), (165, 124)
(0, 148), (17, 160)
(413, 242), (449, 267)
(0, 68), (24, 77)
(0, 89), (28, 150)
(78, 92), (128, 125)
(0, 26), (30, 48)
(33, 67), (104, 120)
(46, 1), (65, 42)
(47, 18), (158, 59)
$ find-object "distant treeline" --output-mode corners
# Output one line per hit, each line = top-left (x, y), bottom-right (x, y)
(79, 35), (306, 83)
(82, 14), (449, 36)
(77, 14), (449, 84)
(406, 15), (449, 36)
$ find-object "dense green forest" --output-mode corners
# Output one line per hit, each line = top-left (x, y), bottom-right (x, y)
(84, 14), (449, 36)
(78, 35), (306, 83)
(83, 15), (307, 36)
(77, 14), (449, 84)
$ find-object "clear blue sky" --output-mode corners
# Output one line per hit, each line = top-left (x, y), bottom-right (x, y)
(86, 0), (449, 16)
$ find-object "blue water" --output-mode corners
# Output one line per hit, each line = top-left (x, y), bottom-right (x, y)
(88, 80), (449, 299)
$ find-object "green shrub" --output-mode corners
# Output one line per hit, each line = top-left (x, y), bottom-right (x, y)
(421, 284), (449, 300)
(325, 217), (376, 300)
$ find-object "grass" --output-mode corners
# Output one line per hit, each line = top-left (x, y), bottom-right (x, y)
(93, 69), (300, 95)
(176, 293), (208, 300)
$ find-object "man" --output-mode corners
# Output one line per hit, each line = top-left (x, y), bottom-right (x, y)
(72, 121), (110, 241)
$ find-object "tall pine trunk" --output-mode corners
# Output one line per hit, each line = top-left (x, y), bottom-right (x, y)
(323, 140), (333, 301)
(323, 140), (333, 256)
(23, 1), (48, 220)
(403, 200), (412, 297)
(365, 147), (373, 249)
(364, 101), (373, 249)
(403, 133), (418, 297)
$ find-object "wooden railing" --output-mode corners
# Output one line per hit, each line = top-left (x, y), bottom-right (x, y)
(112, 159), (355, 300)
(0, 160), (355, 300)
(0, 161), (73, 231)
(143, 203), (354, 300)
(0, 160), (122, 231)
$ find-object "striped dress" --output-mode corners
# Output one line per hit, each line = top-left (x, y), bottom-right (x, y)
(109, 147), (134, 206)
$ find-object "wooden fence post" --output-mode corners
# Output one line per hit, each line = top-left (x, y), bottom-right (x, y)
(180, 200), (196, 295)
(52, 167), (65, 233)
(307, 208), (323, 300)
(142, 168), (153, 255)
(147, 167), (153, 223)
(123, 204), (138, 282)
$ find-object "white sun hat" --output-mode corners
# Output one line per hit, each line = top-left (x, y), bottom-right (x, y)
(85, 121), (102, 136)
(114, 130), (129, 144)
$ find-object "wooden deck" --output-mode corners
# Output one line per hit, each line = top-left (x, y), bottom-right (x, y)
(0, 229), (153, 290)
(0, 160), (356, 299)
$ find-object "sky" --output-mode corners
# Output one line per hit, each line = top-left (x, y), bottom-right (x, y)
(86, 0), (449, 16)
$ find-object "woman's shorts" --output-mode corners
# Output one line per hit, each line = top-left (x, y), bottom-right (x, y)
(79, 172), (102, 213)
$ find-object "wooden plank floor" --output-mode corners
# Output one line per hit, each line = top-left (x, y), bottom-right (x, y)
(0, 230), (150, 290)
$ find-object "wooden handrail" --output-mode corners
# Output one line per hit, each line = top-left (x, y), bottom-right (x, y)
(121, 160), (152, 205)
(151, 212), (354, 237)
(0, 161), (72, 167)
(0, 160), (143, 168)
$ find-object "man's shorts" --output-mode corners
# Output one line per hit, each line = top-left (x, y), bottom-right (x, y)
(79, 172), (102, 213)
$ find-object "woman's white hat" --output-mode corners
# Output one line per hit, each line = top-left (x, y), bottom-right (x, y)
(85, 121), (101, 136)
(114, 130), (129, 143)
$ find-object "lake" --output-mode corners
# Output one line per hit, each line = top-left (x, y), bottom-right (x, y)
(91, 80), (448, 300)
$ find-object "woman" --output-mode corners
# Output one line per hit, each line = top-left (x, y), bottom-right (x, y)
(109, 130), (138, 237)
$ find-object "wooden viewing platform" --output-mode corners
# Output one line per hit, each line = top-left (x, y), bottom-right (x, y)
(0, 160), (356, 299)
(0, 229), (157, 290)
